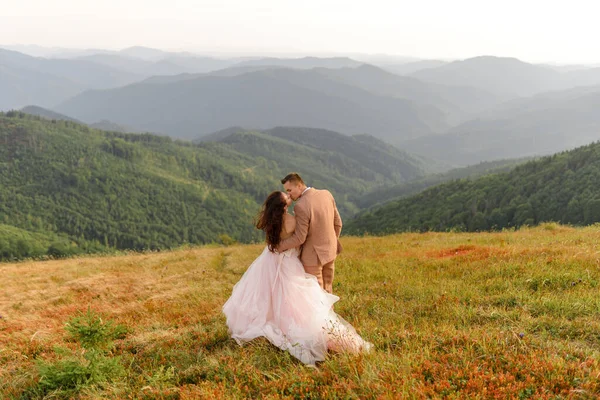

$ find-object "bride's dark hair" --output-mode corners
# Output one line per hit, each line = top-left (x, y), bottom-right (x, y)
(255, 191), (286, 252)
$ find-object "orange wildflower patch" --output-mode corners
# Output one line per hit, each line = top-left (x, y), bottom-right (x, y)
(428, 245), (475, 258)
(429, 245), (477, 258)
(426, 245), (510, 261)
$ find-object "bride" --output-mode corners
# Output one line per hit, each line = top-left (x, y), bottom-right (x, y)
(222, 191), (372, 366)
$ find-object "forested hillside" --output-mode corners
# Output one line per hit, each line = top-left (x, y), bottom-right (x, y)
(0, 113), (424, 260)
(354, 158), (529, 209)
(215, 127), (429, 202)
(0, 113), (272, 259)
(346, 141), (600, 234)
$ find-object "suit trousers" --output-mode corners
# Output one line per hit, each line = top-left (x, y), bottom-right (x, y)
(304, 260), (335, 294)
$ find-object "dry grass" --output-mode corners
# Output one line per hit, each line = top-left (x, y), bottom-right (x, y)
(1, 223), (600, 398)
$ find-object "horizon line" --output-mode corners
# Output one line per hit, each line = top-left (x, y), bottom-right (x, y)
(2, 43), (600, 66)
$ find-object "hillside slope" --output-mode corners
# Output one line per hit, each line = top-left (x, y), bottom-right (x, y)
(346, 141), (600, 234)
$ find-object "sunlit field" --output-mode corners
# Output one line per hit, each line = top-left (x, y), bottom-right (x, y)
(2, 223), (600, 399)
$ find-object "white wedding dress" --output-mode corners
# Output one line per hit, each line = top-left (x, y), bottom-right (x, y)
(222, 246), (372, 365)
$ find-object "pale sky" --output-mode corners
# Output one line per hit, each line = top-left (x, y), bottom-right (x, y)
(1, 0), (599, 63)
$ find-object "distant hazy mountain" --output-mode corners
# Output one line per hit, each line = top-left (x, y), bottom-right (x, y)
(351, 54), (420, 65)
(208, 65), (289, 77)
(159, 63), (503, 127)
(75, 54), (169, 74)
(312, 64), (504, 126)
(56, 67), (442, 143)
(383, 60), (448, 75)
(163, 54), (234, 73)
(233, 56), (364, 69)
(139, 72), (204, 85)
(88, 120), (136, 133)
(2, 44), (114, 58)
(19, 105), (139, 133)
(76, 53), (234, 77)
(410, 56), (600, 98)
(118, 46), (172, 61)
(410, 56), (566, 97)
(196, 126), (254, 142)
(2, 46), (233, 99)
(0, 48), (142, 110)
(402, 85), (600, 165)
(20, 105), (81, 122)
(0, 64), (82, 110)
(2, 44), (69, 58)
(139, 66), (291, 85)
(541, 64), (594, 73)
(0, 49), (141, 88)
(566, 67), (600, 87)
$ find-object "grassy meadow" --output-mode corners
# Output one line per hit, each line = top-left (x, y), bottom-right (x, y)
(1, 223), (600, 399)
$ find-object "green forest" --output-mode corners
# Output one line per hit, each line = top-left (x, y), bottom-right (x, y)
(0, 112), (423, 260)
(346, 140), (600, 235)
(6, 110), (600, 261)
(354, 158), (528, 209)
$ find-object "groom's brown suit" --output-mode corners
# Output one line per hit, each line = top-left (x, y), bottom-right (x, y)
(278, 188), (342, 293)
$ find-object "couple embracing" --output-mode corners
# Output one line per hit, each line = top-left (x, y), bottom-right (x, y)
(223, 173), (372, 366)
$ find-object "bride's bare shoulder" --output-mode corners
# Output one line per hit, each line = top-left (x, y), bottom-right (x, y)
(283, 213), (296, 233)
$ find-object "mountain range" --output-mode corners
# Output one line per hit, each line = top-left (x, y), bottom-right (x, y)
(402, 85), (600, 165)
(409, 56), (600, 97)
(55, 67), (445, 142)
(51, 55), (600, 163)
(0, 48), (141, 109)
(4, 45), (600, 172)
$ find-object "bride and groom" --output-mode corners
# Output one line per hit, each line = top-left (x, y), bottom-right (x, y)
(222, 173), (372, 366)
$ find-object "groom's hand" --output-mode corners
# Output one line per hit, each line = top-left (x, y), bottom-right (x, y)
(278, 202), (309, 252)
(336, 240), (343, 255)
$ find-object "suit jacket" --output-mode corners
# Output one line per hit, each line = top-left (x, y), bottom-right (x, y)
(278, 188), (342, 266)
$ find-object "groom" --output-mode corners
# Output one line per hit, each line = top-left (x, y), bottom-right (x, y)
(277, 173), (343, 294)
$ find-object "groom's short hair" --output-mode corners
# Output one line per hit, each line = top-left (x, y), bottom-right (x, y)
(281, 173), (304, 185)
